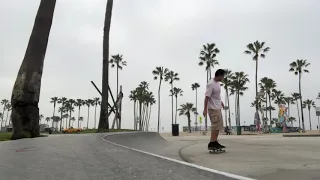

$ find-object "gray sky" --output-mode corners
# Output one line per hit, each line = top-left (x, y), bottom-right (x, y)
(1, 0), (320, 131)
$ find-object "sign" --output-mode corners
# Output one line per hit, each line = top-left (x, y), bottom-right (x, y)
(316, 107), (320, 116)
(199, 116), (203, 123)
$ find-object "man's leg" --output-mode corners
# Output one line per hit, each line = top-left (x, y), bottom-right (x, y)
(208, 109), (221, 149)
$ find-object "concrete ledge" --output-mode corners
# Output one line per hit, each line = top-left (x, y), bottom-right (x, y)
(283, 134), (320, 137)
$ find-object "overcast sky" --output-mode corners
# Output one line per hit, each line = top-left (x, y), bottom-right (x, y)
(1, 0), (320, 132)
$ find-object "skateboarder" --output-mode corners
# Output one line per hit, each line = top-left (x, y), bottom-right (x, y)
(203, 69), (226, 150)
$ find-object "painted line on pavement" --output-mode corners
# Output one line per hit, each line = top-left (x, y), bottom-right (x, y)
(101, 133), (256, 180)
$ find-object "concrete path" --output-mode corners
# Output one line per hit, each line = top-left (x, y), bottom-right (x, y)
(169, 134), (320, 180)
(0, 133), (248, 180)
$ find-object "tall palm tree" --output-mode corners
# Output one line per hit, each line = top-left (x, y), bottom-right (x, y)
(199, 43), (220, 131)
(10, 0), (56, 140)
(4, 103), (12, 126)
(1, 99), (9, 128)
(289, 59), (310, 132)
(98, 0), (113, 133)
(220, 69), (233, 127)
(292, 93), (301, 128)
(58, 97), (67, 130)
(152, 66), (169, 133)
(230, 72), (250, 135)
(259, 77), (276, 121)
(165, 70), (180, 126)
(93, 97), (100, 129)
(110, 54), (127, 96)
(170, 87), (183, 124)
(75, 99), (84, 128)
(178, 103), (196, 133)
(66, 99), (76, 128)
(303, 99), (315, 130)
(85, 99), (94, 129)
(244, 41), (270, 130)
(50, 97), (59, 128)
(129, 89), (138, 130)
(191, 82), (200, 129)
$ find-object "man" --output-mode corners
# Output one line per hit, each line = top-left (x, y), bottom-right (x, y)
(203, 69), (226, 150)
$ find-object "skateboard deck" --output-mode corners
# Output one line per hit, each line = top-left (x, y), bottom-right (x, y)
(209, 148), (226, 154)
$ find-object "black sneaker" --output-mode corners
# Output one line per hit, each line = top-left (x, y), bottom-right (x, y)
(208, 141), (220, 150)
(216, 141), (226, 149)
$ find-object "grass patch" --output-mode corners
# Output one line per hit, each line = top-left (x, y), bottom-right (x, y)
(0, 133), (12, 141)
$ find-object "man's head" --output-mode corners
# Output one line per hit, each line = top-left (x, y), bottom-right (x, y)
(214, 69), (225, 82)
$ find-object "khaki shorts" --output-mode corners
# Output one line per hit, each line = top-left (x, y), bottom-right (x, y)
(208, 109), (223, 131)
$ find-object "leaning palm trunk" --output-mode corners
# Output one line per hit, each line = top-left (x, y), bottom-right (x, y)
(86, 106), (90, 129)
(10, 0), (56, 140)
(97, 0), (113, 132)
(296, 100), (301, 128)
(308, 109), (312, 130)
(157, 79), (162, 132)
(298, 73), (305, 132)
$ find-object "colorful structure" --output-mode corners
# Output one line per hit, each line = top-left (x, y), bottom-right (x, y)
(278, 104), (289, 132)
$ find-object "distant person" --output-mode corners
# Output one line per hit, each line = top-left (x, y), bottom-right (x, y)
(225, 126), (231, 135)
(203, 69), (226, 150)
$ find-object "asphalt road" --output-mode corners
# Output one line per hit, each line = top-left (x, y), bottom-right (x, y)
(0, 133), (244, 180)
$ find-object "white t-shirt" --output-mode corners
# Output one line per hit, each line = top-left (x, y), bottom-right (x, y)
(205, 79), (222, 110)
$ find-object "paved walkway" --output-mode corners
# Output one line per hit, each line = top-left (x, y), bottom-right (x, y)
(164, 134), (320, 180)
(0, 133), (244, 180)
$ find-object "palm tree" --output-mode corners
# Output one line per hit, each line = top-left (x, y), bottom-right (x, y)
(10, 0), (56, 140)
(85, 99), (94, 129)
(79, 116), (84, 128)
(230, 72), (250, 134)
(220, 69), (233, 127)
(45, 117), (50, 125)
(50, 97), (59, 128)
(58, 97), (67, 130)
(259, 77), (276, 121)
(272, 89), (285, 105)
(152, 66), (169, 133)
(165, 70), (180, 126)
(1, 99), (9, 130)
(303, 99), (315, 130)
(170, 87), (183, 124)
(244, 41), (270, 130)
(292, 93), (301, 128)
(191, 82), (200, 129)
(39, 114), (44, 124)
(62, 113), (69, 128)
(66, 99), (76, 128)
(129, 89), (138, 130)
(93, 97), (100, 129)
(75, 99), (84, 128)
(70, 117), (76, 127)
(110, 54), (127, 96)
(289, 59), (310, 132)
(98, 0), (113, 133)
(178, 103), (196, 133)
(4, 103), (12, 126)
(199, 43), (220, 131)
(287, 117), (296, 127)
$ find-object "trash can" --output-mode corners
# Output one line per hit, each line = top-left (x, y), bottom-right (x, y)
(172, 124), (179, 136)
(236, 126), (242, 135)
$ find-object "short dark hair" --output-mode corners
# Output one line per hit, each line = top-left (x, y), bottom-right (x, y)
(215, 69), (225, 77)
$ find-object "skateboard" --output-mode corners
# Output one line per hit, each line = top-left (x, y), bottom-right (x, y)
(209, 148), (226, 154)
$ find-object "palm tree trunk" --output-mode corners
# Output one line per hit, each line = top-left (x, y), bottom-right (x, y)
(226, 88), (231, 127)
(60, 111), (63, 131)
(133, 100), (136, 130)
(157, 79), (162, 133)
(116, 63), (119, 97)
(235, 93), (238, 126)
(86, 106), (90, 129)
(265, 94), (268, 122)
(224, 89), (228, 127)
(10, 0), (56, 140)
(94, 104), (97, 129)
(175, 96), (178, 124)
(299, 73), (305, 132)
(52, 103), (56, 128)
(255, 59), (260, 127)
(77, 107), (81, 128)
(97, 0), (113, 132)
(188, 114), (191, 133)
(268, 93), (272, 123)
(296, 100), (301, 128)
(139, 102), (142, 130)
(237, 91), (240, 126)
(69, 111), (72, 128)
(147, 105), (152, 131)
(205, 71), (209, 132)
(195, 88), (198, 130)
(308, 108), (312, 130)
(171, 84), (174, 125)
